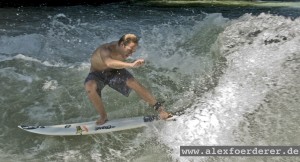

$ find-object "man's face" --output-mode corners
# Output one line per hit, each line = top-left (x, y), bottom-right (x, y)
(121, 42), (138, 59)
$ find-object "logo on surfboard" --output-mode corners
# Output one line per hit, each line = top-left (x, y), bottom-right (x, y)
(20, 125), (45, 129)
(76, 125), (89, 135)
(95, 125), (116, 131)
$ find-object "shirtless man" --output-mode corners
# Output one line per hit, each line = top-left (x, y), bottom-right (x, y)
(84, 34), (171, 125)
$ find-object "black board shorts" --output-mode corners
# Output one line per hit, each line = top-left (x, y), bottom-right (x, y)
(84, 69), (133, 97)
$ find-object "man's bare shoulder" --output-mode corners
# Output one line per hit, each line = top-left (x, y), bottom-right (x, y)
(97, 41), (117, 57)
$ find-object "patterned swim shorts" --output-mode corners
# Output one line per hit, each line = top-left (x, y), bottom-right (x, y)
(84, 69), (134, 97)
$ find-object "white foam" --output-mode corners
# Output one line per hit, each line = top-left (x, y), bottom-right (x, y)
(158, 13), (300, 161)
(0, 53), (72, 68)
(42, 80), (58, 91)
(74, 62), (90, 71)
(14, 54), (41, 62)
(17, 54), (67, 67)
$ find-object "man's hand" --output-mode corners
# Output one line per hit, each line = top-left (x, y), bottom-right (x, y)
(131, 59), (145, 68)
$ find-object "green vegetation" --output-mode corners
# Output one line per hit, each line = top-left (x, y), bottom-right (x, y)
(131, 0), (300, 8)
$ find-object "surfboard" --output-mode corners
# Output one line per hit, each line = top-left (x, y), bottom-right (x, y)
(18, 115), (178, 136)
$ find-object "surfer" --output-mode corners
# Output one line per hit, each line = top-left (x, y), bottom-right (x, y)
(84, 34), (171, 125)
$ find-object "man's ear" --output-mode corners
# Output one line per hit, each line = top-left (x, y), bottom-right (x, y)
(120, 42), (125, 48)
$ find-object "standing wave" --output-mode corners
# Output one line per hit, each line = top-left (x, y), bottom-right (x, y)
(159, 13), (300, 162)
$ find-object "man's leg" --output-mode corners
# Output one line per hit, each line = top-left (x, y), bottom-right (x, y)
(126, 78), (157, 106)
(85, 80), (108, 125)
(126, 78), (171, 119)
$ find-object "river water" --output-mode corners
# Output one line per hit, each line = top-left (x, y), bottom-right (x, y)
(0, 3), (299, 162)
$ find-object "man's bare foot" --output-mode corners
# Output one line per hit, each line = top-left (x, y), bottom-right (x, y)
(96, 117), (108, 125)
(157, 107), (172, 120)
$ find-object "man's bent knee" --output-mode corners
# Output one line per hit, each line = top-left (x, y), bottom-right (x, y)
(85, 80), (97, 94)
(126, 78), (139, 88)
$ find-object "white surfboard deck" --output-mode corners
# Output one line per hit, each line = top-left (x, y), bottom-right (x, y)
(18, 115), (178, 136)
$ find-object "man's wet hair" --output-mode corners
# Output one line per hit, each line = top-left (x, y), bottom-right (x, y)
(118, 34), (139, 46)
